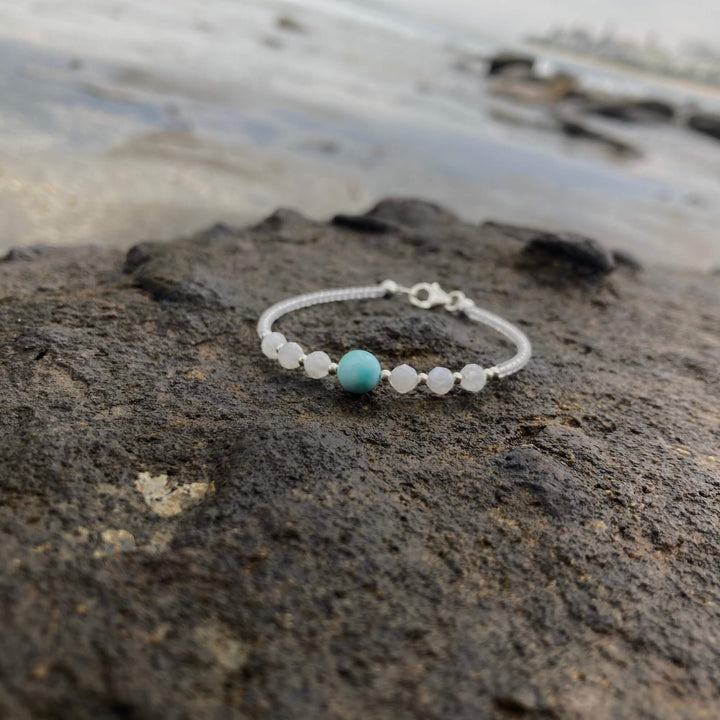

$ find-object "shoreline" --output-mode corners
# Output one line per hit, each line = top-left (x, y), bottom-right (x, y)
(525, 41), (720, 106)
(0, 0), (719, 269)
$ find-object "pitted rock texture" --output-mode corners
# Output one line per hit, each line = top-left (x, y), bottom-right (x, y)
(0, 198), (719, 720)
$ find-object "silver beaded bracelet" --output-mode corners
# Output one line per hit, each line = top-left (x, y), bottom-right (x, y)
(257, 280), (532, 395)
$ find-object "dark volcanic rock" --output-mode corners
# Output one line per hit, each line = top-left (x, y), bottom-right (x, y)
(557, 118), (639, 156)
(587, 99), (676, 123)
(366, 197), (460, 228)
(276, 15), (306, 34)
(612, 249), (643, 272)
(487, 67), (578, 104)
(487, 51), (535, 77)
(2, 246), (54, 262)
(333, 199), (458, 234)
(332, 213), (399, 234)
(0, 198), (719, 720)
(124, 239), (237, 306)
(687, 112), (720, 141)
(499, 446), (591, 519)
(253, 208), (322, 243)
(524, 230), (616, 276)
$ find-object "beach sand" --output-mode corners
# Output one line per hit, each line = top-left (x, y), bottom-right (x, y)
(0, 0), (719, 267)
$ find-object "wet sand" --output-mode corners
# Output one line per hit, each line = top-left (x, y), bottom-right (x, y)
(0, 0), (719, 267)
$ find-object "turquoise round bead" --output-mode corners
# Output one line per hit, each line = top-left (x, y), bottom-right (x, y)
(336, 350), (382, 394)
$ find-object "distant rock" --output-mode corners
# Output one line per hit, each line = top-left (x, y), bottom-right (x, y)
(487, 51), (535, 77)
(587, 98), (676, 123)
(490, 73), (579, 104)
(2, 245), (53, 262)
(612, 248), (642, 272)
(523, 230), (616, 275)
(557, 117), (639, 156)
(332, 213), (399, 234)
(486, 52), (580, 104)
(276, 15), (306, 34)
(687, 112), (720, 141)
(365, 197), (459, 227)
(483, 52), (709, 154)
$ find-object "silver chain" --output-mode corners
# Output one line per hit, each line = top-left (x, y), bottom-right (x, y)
(257, 280), (532, 380)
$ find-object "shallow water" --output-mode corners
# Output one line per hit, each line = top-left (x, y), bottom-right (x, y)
(0, 0), (719, 268)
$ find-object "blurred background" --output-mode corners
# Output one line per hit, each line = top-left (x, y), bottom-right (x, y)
(1, 0), (719, 267)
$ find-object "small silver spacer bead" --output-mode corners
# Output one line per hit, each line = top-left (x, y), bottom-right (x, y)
(328, 362), (338, 375)
(298, 354), (307, 365)
(417, 372), (428, 385)
(381, 369), (391, 381)
(453, 371), (463, 384)
(380, 279), (398, 294)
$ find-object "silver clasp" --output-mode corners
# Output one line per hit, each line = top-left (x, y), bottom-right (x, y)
(408, 282), (450, 308)
(407, 282), (474, 312)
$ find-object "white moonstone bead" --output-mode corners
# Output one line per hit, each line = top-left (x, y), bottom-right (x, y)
(277, 342), (304, 369)
(389, 364), (419, 394)
(460, 363), (487, 392)
(304, 351), (332, 379)
(427, 367), (455, 395)
(261, 332), (287, 359)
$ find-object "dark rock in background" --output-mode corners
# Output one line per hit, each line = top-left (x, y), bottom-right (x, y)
(587, 99), (676, 123)
(687, 112), (720, 142)
(276, 15), (307, 35)
(0, 199), (719, 719)
(485, 51), (720, 155)
(523, 231), (616, 276)
(366, 197), (460, 228)
(486, 52), (579, 105)
(612, 249), (642, 273)
(556, 118), (639, 156)
(487, 52), (535, 77)
(2, 246), (54, 263)
(332, 213), (399, 234)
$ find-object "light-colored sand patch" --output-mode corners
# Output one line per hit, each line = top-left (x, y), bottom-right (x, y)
(135, 470), (215, 517)
(94, 528), (136, 557)
(193, 620), (251, 671)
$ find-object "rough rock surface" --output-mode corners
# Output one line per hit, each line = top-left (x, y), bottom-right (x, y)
(0, 198), (719, 720)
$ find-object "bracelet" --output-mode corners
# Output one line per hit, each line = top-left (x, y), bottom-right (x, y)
(256, 280), (532, 395)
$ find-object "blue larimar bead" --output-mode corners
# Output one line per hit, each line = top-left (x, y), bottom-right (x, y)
(336, 350), (382, 394)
